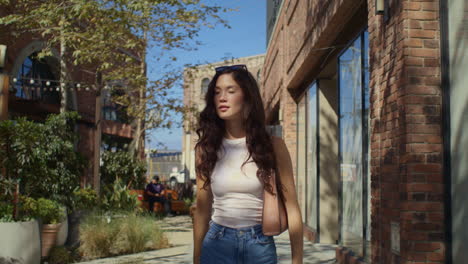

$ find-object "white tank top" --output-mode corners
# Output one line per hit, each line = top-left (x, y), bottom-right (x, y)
(210, 136), (263, 228)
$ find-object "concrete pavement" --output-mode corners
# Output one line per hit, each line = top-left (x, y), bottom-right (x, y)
(76, 215), (337, 264)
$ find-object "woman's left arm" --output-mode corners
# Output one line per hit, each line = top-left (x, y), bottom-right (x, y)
(272, 136), (304, 264)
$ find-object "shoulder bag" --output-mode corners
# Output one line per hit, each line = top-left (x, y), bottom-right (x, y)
(262, 170), (288, 236)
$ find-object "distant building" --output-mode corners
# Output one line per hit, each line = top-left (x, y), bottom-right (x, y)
(182, 55), (265, 182)
(146, 150), (182, 182)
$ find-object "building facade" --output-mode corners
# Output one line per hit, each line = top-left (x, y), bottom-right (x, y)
(0, 20), (137, 191)
(182, 55), (265, 182)
(146, 150), (183, 182)
(262, 0), (466, 263)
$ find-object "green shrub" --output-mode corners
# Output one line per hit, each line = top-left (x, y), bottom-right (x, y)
(0, 194), (34, 222)
(0, 177), (18, 202)
(100, 179), (139, 212)
(79, 212), (169, 259)
(72, 187), (99, 211)
(48, 246), (73, 264)
(114, 214), (168, 254)
(100, 150), (146, 190)
(22, 197), (65, 224)
(0, 202), (14, 222)
(79, 212), (120, 258)
(0, 112), (86, 209)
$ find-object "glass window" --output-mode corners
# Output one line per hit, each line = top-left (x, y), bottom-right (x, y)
(306, 82), (318, 230)
(339, 30), (369, 258)
(13, 53), (60, 104)
(363, 30), (371, 249)
(447, 0), (468, 261)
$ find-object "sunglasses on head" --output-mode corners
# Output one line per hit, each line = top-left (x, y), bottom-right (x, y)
(215, 64), (248, 73)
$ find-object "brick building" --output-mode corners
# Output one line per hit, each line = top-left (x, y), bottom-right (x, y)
(0, 22), (137, 191)
(182, 55), (265, 182)
(262, 0), (466, 263)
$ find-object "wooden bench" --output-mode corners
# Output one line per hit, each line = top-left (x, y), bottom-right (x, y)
(129, 189), (188, 214)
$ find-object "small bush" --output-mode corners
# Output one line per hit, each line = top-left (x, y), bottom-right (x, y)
(100, 150), (147, 189)
(100, 179), (141, 212)
(0, 201), (14, 222)
(48, 246), (73, 264)
(21, 197), (65, 224)
(72, 187), (98, 211)
(78, 212), (119, 258)
(79, 212), (169, 260)
(0, 112), (86, 209)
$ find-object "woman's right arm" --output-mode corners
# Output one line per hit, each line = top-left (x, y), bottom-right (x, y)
(193, 152), (213, 264)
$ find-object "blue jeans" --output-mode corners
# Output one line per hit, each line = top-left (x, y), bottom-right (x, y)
(200, 220), (278, 264)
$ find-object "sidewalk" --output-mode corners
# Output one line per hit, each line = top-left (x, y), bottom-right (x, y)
(76, 215), (336, 264)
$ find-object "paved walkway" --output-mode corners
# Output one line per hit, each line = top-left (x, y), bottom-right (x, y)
(76, 215), (337, 264)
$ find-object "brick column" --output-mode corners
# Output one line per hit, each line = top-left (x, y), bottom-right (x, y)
(281, 88), (298, 170)
(368, 0), (444, 263)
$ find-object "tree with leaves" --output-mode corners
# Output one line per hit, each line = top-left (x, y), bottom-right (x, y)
(0, 0), (231, 156)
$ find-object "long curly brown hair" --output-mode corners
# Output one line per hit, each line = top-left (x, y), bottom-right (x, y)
(195, 67), (282, 195)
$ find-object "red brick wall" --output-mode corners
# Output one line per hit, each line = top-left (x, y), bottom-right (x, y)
(263, 0), (445, 263)
(261, 0), (366, 174)
(368, 0), (444, 263)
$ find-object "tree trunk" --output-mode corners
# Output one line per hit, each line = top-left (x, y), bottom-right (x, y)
(132, 31), (147, 159)
(93, 72), (103, 194)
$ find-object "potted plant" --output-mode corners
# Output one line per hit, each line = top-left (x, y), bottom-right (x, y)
(0, 111), (84, 262)
(23, 197), (65, 258)
(0, 196), (41, 264)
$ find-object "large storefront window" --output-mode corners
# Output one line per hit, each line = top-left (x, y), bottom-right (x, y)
(339, 30), (369, 257)
(306, 83), (318, 230)
(446, 0), (468, 262)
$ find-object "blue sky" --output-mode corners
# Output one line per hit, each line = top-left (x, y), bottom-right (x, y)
(146, 0), (267, 151)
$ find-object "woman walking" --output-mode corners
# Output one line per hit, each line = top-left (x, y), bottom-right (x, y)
(192, 64), (303, 264)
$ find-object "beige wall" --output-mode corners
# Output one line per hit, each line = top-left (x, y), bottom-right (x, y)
(296, 94), (307, 223)
(318, 78), (339, 244)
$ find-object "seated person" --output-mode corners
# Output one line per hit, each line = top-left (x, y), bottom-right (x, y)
(145, 175), (172, 216)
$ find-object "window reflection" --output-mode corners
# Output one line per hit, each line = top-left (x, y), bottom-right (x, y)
(307, 82), (318, 230)
(339, 30), (369, 258)
(13, 53), (60, 104)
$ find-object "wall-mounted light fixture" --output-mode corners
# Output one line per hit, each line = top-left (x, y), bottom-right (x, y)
(0, 45), (6, 71)
(375, 0), (384, 14)
(375, 0), (389, 22)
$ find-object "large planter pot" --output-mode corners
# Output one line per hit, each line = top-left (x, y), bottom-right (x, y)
(41, 223), (62, 258)
(0, 220), (41, 264)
